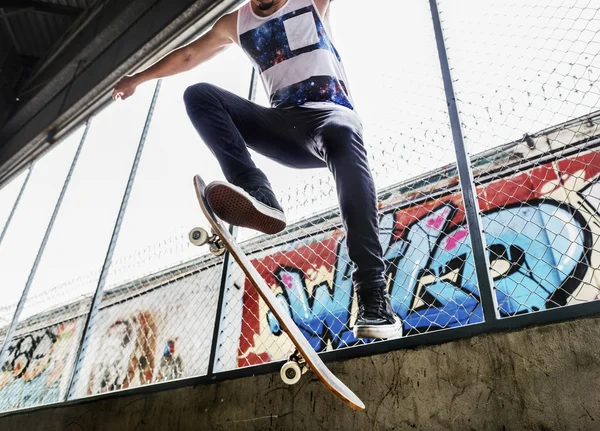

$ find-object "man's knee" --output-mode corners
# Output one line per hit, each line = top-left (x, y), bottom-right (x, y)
(320, 121), (365, 159)
(183, 82), (220, 110)
(321, 122), (356, 140)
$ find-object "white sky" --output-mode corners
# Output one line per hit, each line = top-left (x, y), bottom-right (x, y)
(0, 0), (598, 324)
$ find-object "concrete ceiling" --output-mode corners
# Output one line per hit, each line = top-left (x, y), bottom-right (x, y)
(0, 0), (244, 188)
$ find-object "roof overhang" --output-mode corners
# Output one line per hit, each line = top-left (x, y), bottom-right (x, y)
(0, 0), (245, 189)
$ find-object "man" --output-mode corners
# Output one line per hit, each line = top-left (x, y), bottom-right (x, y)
(112, 0), (402, 339)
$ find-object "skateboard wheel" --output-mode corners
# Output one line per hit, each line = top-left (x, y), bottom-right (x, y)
(280, 361), (302, 385)
(189, 227), (209, 246)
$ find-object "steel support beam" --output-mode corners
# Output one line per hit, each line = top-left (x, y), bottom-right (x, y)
(429, 0), (499, 320)
(0, 7), (21, 53)
(0, 1), (83, 18)
(207, 69), (256, 376)
(66, 80), (161, 399)
(0, 120), (90, 370)
(0, 162), (32, 248)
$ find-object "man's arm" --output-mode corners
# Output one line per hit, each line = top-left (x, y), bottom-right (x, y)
(112, 13), (236, 101)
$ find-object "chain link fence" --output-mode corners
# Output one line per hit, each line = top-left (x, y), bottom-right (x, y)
(69, 257), (224, 397)
(1, 0), (600, 414)
(216, 0), (484, 371)
(438, 0), (600, 319)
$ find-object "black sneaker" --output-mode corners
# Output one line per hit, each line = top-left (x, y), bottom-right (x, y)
(353, 287), (402, 339)
(246, 185), (284, 212)
(205, 181), (286, 234)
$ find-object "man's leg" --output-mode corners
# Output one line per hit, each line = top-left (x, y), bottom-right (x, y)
(183, 82), (325, 233)
(312, 106), (402, 339)
(184, 84), (400, 338)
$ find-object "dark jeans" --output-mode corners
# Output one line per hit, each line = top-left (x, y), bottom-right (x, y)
(184, 82), (385, 292)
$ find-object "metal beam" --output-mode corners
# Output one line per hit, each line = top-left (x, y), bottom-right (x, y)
(0, 1), (82, 18)
(66, 80), (161, 400)
(0, 7), (21, 54)
(0, 119), (90, 373)
(0, 162), (32, 248)
(207, 69), (255, 376)
(429, 0), (499, 320)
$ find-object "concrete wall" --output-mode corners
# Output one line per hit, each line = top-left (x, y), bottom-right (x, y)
(1, 315), (599, 430)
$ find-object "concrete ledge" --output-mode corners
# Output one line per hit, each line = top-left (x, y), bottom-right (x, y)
(1, 316), (599, 430)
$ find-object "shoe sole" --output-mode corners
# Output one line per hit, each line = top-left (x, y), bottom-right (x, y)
(353, 317), (403, 339)
(205, 181), (287, 235)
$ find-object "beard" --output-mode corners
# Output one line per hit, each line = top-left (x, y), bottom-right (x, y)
(256, 0), (275, 10)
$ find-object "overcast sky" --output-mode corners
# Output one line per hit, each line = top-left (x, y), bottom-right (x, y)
(0, 0), (598, 324)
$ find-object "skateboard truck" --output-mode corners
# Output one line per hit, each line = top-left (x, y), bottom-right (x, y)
(280, 349), (309, 385)
(188, 226), (226, 256)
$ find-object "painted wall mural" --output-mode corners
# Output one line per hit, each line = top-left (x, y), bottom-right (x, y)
(0, 320), (83, 410)
(235, 149), (600, 367)
(74, 266), (221, 397)
(86, 311), (158, 394)
(2, 147), (600, 404)
(0, 264), (221, 407)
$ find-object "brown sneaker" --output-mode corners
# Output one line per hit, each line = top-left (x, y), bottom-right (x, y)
(205, 181), (286, 234)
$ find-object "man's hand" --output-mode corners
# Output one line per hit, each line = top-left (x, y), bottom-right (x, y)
(112, 75), (139, 101)
(110, 13), (235, 102)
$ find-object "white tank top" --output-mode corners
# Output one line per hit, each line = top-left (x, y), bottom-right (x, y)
(236, 0), (354, 110)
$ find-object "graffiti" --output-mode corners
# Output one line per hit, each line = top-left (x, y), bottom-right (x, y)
(156, 339), (183, 382)
(237, 149), (600, 366)
(77, 267), (222, 395)
(238, 236), (346, 366)
(87, 311), (157, 394)
(2, 329), (57, 381)
(0, 321), (81, 410)
(2, 146), (600, 405)
(388, 200), (590, 332)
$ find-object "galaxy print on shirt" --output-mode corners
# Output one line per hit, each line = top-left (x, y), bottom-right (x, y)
(239, 5), (351, 109)
(271, 76), (353, 110)
(239, 6), (341, 72)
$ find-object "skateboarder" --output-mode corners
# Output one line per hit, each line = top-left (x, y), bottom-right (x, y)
(112, 0), (402, 340)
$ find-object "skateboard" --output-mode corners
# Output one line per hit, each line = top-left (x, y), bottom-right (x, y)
(189, 174), (365, 411)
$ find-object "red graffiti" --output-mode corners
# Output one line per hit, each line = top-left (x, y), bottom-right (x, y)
(238, 236), (340, 367)
(445, 228), (469, 251)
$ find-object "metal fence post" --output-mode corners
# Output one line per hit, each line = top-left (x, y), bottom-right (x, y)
(207, 69), (258, 375)
(65, 80), (162, 399)
(0, 120), (92, 365)
(206, 224), (237, 376)
(0, 162), (34, 248)
(428, 0), (499, 321)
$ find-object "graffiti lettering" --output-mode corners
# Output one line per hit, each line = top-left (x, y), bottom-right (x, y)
(238, 151), (600, 365)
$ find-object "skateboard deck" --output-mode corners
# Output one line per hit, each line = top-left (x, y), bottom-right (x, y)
(191, 174), (365, 411)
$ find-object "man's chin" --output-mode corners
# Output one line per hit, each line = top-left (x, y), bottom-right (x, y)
(257, 1), (275, 10)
